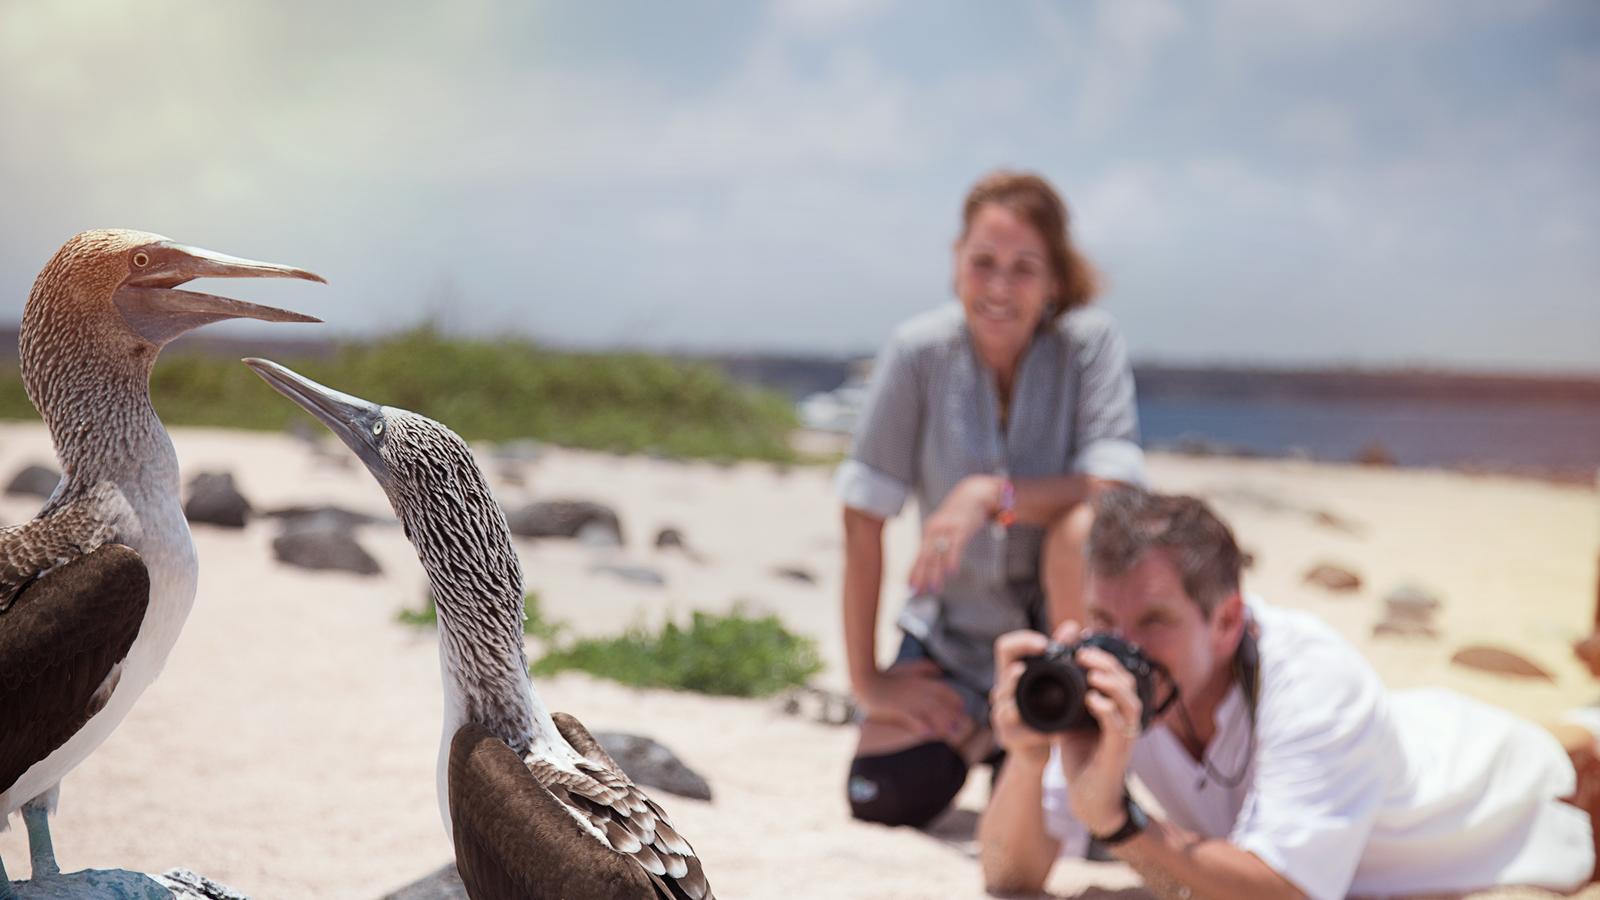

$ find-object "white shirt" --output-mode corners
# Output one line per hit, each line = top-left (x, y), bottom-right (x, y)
(1042, 601), (1593, 899)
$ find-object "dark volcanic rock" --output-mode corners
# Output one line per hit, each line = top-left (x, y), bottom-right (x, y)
(1303, 563), (1362, 593)
(272, 521), (381, 576)
(6, 866), (245, 899)
(772, 565), (817, 584)
(381, 863), (466, 900)
(260, 504), (393, 531)
(5, 463), (59, 499)
(183, 472), (252, 528)
(592, 732), (713, 801)
(503, 499), (622, 544)
(589, 562), (666, 587)
(155, 868), (252, 899)
(780, 685), (858, 727)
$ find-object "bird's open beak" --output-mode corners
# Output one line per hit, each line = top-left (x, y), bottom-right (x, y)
(242, 358), (390, 482)
(113, 242), (324, 346)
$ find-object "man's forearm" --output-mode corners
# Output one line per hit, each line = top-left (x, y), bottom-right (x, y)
(1115, 816), (1305, 900)
(977, 747), (1060, 895)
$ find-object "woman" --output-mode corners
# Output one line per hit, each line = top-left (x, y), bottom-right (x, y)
(836, 170), (1146, 828)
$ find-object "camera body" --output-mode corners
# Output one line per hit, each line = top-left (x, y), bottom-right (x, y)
(1014, 633), (1163, 734)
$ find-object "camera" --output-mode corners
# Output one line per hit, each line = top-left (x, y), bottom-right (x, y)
(1014, 633), (1165, 733)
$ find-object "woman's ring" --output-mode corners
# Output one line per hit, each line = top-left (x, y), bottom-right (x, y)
(933, 537), (950, 553)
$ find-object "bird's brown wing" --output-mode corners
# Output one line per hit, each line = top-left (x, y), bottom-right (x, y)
(547, 711), (714, 900)
(0, 481), (136, 611)
(449, 723), (671, 900)
(0, 543), (150, 794)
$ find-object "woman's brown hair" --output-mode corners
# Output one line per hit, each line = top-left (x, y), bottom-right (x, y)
(961, 170), (1099, 320)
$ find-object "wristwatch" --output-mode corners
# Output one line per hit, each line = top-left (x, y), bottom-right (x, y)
(1091, 791), (1149, 847)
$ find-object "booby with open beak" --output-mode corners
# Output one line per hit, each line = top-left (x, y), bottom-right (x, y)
(0, 231), (322, 896)
(244, 359), (714, 900)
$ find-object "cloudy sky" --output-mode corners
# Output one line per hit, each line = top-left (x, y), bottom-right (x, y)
(1, 0), (1595, 371)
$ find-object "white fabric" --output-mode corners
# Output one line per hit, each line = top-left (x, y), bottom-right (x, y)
(832, 458), (911, 520)
(1042, 601), (1593, 899)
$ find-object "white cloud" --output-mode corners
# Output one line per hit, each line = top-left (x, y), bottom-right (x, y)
(770, 0), (898, 37)
(1074, 0), (1187, 136)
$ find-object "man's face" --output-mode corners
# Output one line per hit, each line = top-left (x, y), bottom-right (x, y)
(1084, 551), (1236, 727)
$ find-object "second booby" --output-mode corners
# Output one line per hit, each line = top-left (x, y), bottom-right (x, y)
(244, 359), (714, 900)
(0, 231), (322, 894)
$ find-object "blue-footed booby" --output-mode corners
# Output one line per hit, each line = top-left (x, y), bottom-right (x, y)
(0, 231), (322, 896)
(244, 359), (714, 900)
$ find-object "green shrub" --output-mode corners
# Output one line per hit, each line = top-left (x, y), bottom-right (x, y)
(0, 325), (799, 462)
(532, 606), (823, 698)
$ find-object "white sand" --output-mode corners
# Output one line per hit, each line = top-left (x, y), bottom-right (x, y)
(1, 421), (1596, 898)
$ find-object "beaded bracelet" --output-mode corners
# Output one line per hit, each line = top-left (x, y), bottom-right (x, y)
(994, 478), (1017, 528)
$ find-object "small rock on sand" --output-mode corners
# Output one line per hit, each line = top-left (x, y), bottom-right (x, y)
(1303, 563), (1362, 593)
(1450, 645), (1554, 681)
(184, 472), (252, 529)
(593, 732), (713, 801)
(5, 463), (59, 498)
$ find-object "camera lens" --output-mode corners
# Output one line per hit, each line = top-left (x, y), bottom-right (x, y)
(1015, 657), (1092, 732)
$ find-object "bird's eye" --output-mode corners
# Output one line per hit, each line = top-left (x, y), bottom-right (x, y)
(372, 420), (385, 437)
(132, 251), (151, 268)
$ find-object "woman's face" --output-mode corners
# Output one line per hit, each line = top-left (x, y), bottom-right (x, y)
(953, 202), (1057, 372)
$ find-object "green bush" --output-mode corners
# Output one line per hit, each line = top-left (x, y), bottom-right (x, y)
(0, 326), (799, 462)
(532, 606), (823, 698)
(397, 590), (562, 641)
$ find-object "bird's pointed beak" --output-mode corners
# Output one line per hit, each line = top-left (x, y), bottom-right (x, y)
(242, 358), (391, 483)
(114, 242), (324, 346)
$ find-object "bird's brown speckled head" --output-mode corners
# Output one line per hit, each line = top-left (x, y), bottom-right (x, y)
(19, 229), (325, 469)
(20, 228), (324, 417)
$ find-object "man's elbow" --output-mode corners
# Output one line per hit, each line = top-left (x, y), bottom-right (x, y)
(983, 871), (1048, 898)
(979, 852), (1050, 897)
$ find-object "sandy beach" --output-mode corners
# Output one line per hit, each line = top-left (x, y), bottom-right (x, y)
(1, 421), (1596, 899)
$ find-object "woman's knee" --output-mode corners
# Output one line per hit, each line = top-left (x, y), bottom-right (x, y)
(847, 741), (969, 827)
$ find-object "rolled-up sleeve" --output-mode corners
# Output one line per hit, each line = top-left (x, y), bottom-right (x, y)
(1069, 316), (1146, 487)
(834, 334), (923, 519)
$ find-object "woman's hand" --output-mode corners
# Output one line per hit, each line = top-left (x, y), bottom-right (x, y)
(910, 474), (1004, 593)
(856, 659), (971, 741)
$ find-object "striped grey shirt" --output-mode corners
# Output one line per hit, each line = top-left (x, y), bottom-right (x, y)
(835, 303), (1146, 694)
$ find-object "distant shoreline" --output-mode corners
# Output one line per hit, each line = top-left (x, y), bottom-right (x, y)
(0, 327), (1596, 405)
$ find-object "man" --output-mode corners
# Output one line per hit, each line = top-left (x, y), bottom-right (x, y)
(978, 488), (1595, 899)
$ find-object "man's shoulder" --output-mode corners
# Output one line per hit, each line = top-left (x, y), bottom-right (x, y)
(1253, 600), (1385, 708)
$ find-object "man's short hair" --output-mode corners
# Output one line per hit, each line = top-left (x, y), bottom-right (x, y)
(1088, 487), (1243, 616)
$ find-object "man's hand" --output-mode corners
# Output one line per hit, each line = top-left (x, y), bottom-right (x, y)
(990, 629), (1058, 760)
(909, 475), (1003, 593)
(856, 659), (971, 741)
(1055, 621), (1143, 836)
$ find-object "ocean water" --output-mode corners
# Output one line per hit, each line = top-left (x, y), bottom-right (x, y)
(1138, 397), (1600, 477)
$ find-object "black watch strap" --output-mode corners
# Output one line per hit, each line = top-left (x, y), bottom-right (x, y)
(1091, 792), (1149, 847)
